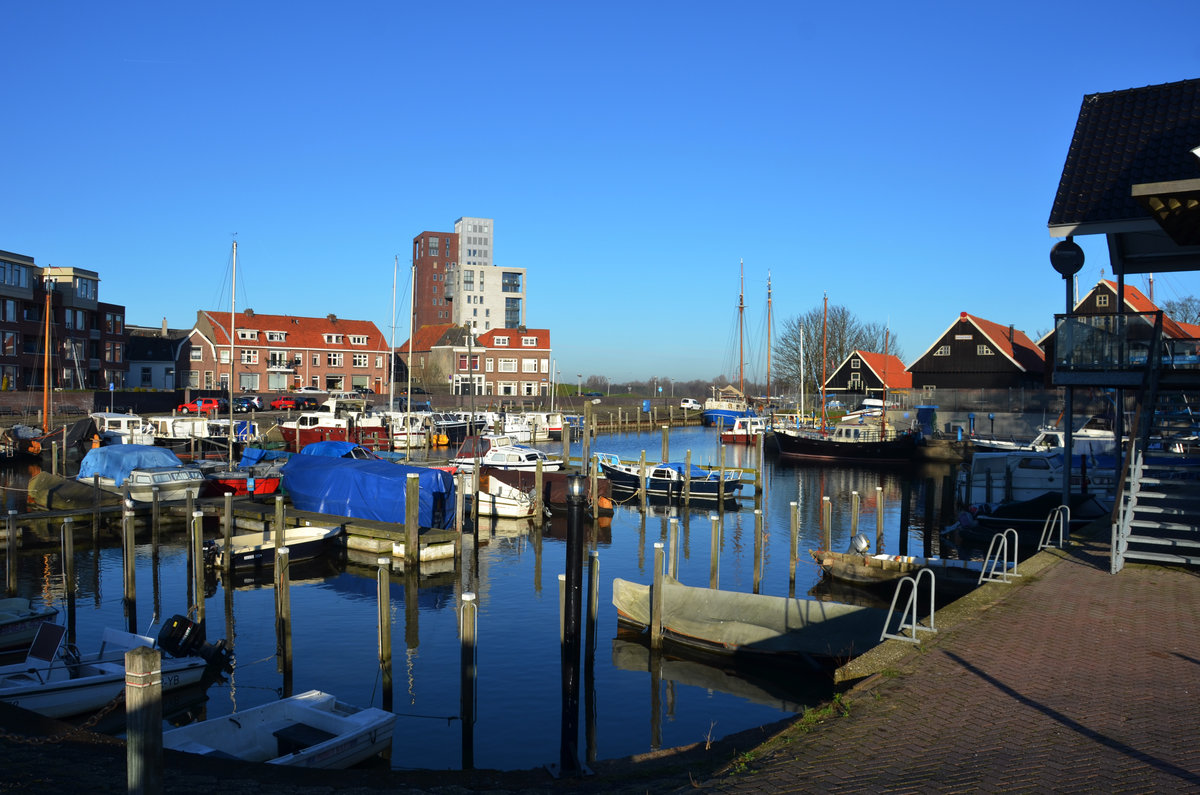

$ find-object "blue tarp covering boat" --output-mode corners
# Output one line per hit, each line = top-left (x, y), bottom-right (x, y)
(77, 445), (187, 487)
(239, 447), (293, 467)
(282, 443), (456, 529)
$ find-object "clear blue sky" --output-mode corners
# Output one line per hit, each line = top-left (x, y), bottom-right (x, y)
(3, 3), (1198, 385)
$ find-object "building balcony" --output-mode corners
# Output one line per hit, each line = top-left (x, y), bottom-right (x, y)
(1052, 311), (1200, 388)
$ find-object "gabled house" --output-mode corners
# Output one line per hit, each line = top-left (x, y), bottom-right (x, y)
(475, 327), (551, 397)
(908, 312), (1045, 394)
(127, 320), (190, 391)
(184, 310), (390, 394)
(395, 323), (471, 393)
(823, 350), (911, 400)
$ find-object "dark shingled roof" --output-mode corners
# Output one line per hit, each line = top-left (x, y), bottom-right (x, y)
(1049, 78), (1200, 230)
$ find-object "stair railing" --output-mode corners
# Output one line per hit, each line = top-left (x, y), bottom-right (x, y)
(881, 568), (937, 644)
(980, 528), (1020, 584)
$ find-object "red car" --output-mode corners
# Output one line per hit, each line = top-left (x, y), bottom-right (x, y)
(177, 397), (226, 414)
(270, 395), (300, 410)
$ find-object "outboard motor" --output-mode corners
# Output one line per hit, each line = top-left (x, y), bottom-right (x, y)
(202, 539), (221, 568)
(157, 614), (234, 674)
(850, 533), (871, 554)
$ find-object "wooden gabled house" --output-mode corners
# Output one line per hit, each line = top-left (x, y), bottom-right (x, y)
(908, 312), (1044, 393)
(823, 350), (910, 401)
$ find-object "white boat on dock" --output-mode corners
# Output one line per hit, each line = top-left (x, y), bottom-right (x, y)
(203, 525), (345, 571)
(163, 688), (395, 769)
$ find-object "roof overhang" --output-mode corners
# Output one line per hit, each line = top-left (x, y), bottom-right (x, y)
(1132, 178), (1200, 247)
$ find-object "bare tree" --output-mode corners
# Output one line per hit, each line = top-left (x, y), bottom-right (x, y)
(1163, 296), (1200, 325)
(774, 302), (903, 396)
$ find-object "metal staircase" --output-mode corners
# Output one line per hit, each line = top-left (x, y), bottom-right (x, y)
(1112, 389), (1200, 572)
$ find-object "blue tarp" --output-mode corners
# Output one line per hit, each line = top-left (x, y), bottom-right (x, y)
(77, 445), (186, 486)
(281, 454), (456, 529)
(239, 447), (294, 467)
(298, 441), (361, 457)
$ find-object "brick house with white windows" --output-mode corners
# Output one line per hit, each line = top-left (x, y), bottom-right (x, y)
(396, 324), (553, 397)
(183, 310), (390, 393)
(475, 327), (551, 397)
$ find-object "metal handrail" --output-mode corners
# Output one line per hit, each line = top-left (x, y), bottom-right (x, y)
(980, 529), (1021, 584)
(881, 568), (938, 644)
(1037, 505), (1071, 550)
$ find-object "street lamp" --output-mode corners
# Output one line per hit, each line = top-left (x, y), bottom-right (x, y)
(577, 373), (582, 395)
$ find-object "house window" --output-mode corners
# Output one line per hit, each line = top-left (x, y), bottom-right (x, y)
(237, 330), (258, 340)
(312, 354), (320, 366)
(850, 359), (860, 368)
(849, 372), (861, 385)
(350, 335), (367, 345)
(219, 350), (230, 364)
(240, 350), (259, 365)
(105, 312), (123, 334)
(140, 367), (151, 386)
(933, 345), (950, 356)
(459, 354), (468, 371)
(1, 331), (17, 356)
(266, 331), (286, 342)
(268, 351), (290, 368)
(540, 358), (548, 374)
(327, 352), (343, 367)
(323, 334), (344, 344)
(352, 353), (368, 368)
(486, 358), (494, 372)
(522, 359), (538, 373)
(1097, 294), (1110, 308)
(977, 345), (994, 356)
(494, 336), (509, 347)
(190, 347), (203, 361)
(375, 355), (383, 368)
(499, 358), (517, 373)
(522, 336), (537, 347)
(188, 370), (200, 388)
(103, 343), (123, 363)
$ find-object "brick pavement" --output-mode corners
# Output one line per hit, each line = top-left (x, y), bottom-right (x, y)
(2, 526), (1197, 793)
(688, 528), (1200, 793)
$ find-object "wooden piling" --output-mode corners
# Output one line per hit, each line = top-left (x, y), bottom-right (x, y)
(405, 473), (420, 574)
(638, 451), (647, 510)
(822, 496), (832, 551)
(650, 543), (664, 651)
(683, 450), (692, 505)
(223, 493), (234, 575)
(590, 461), (599, 521)
(851, 491), (860, 537)
(753, 509), (763, 594)
(151, 487), (160, 541)
(126, 645), (163, 794)
(5, 510), (15, 597)
(191, 511), (205, 625)
(276, 546), (292, 692)
(876, 486), (885, 553)
(718, 445), (726, 513)
(459, 591), (477, 769)
(123, 505), (137, 633)
(668, 518), (679, 580)
(51, 442), (58, 476)
(534, 459), (544, 518)
(454, 473), (465, 560)
(585, 551), (599, 659)
(377, 557), (392, 711)
(274, 495), (285, 556)
(788, 501), (798, 597)
(557, 573), (566, 644)
(661, 425), (669, 463)
(708, 513), (720, 589)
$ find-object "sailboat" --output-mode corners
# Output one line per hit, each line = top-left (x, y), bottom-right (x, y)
(774, 296), (919, 464)
(702, 261), (755, 428)
(719, 272), (772, 445)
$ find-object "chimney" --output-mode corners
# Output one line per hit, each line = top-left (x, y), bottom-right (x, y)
(161, 318), (168, 337)
(327, 313), (337, 323)
(245, 308), (254, 317)
(1008, 324), (1014, 343)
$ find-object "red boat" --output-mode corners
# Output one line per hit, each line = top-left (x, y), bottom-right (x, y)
(203, 469), (282, 497)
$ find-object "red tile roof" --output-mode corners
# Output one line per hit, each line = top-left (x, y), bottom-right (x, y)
(199, 311), (388, 350)
(1089, 281), (1191, 339)
(476, 329), (551, 349)
(854, 351), (912, 389)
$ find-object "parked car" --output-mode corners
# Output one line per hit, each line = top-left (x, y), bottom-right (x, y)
(583, 392), (603, 397)
(296, 397), (320, 410)
(232, 395), (263, 413)
(177, 397), (227, 415)
(680, 398), (702, 411)
(354, 386), (376, 395)
(296, 386), (325, 394)
(270, 395), (300, 410)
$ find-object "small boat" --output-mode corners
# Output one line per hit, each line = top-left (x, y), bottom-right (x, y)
(0, 615), (231, 719)
(774, 419), (919, 464)
(282, 441), (456, 529)
(959, 450), (1117, 505)
(201, 467), (283, 497)
(76, 444), (206, 502)
(450, 435), (563, 473)
(89, 412), (155, 445)
(718, 416), (768, 446)
(612, 576), (886, 663)
(203, 525), (345, 570)
(479, 468), (615, 515)
(0, 598), (58, 654)
(594, 453), (742, 502)
(163, 688), (396, 769)
(473, 474), (542, 519)
(810, 548), (999, 592)
(278, 409), (393, 453)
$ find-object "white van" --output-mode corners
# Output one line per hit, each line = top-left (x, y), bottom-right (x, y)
(680, 398), (702, 411)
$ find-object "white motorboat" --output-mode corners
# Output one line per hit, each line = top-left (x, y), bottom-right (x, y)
(960, 449), (1117, 505)
(0, 615), (231, 719)
(473, 474), (542, 519)
(76, 444), (206, 502)
(450, 435), (562, 473)
(163, 689), (395, 768)
(0, 598), (58, 654)
(89, 412), (155, 446)
(203, 525), (345, 570)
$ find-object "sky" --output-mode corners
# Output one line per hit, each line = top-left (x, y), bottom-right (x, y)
(3, 2), (1200, 387)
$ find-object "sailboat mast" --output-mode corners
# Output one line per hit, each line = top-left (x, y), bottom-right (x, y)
(42, 287), (50, 432)
(389, 255), (397, 415)
(766, 272), (772, 408)
(738, 259), (745, 400)
(405, 261), (415, 455)
(820, 293), (828, 433)
(881, 328), (889, 439)
(229, 240), (237, 451)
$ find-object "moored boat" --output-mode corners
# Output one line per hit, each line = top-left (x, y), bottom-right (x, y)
(450, 435), (562, 473)
(0, 598), (58, 654)
(718, 416), (768, 446)
(203, 525), (345, 570)
(76, 444), (206, 502)
(774, 419), (919, 464)
(472, 474), (542, 519)
(595, 452), (742, 502)
(163, 689), (396, 768)
(810, 548), (1000, 593)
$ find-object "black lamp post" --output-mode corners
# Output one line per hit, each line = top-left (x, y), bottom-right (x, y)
(559, 474), (585, 775)
(1051, 236), (1085, 508)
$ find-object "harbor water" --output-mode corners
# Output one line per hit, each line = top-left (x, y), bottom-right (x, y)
(4, 426), (956, 771)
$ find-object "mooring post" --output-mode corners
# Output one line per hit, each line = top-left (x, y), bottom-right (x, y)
(276, 546), (292, 693)
(454, 473), (465, 560)
(585, 550), (599, 660)
(789, 501), (798, 597)
(651, 542), (664, 650)
(5, 510), (16, 598)
(405, 472), (421, 575)
(126, 645), (162, 794)
(274, 495), (285, 556)
(923, 477), (936, 558)
(822, 496), (832, 551)
(151, 486), (160, 542)
(661, 425), (668, 463)
(683, 450), (692, 505)
(753, 509), (763, 594)
(377, 557), (393, 712)
(668, 517), (679, 580)
(50, 441), (58, 475)
(222, 493), (234, 575)
(92, 475), (100, 538)
(709, 513), (720, 589)
(460, 591), (477, 770)
(534, 459), (544, 518)
(590, 460), (599, 521)
(718, 445), (727, 513)
(191, 511), (205, 625)
(638, 451), (647, 509)
(61, 518), (76, 645)
(123, 502), (137, 634)
(876, 486), (885, 553)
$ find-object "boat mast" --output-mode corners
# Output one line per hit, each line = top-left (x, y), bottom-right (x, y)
(42, 286), (51, 432)
(228, 240), (237, 455)
(389, 254), (397, 416)
(738, 259), (745, 402)
(405, 260), (415, 456)
(881, 328), (889, 439)
(766, 272), (772, 410)
(820, 293), (828, 433)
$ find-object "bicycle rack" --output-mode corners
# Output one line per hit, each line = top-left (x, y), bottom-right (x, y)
(881, 568), (938, 644)
(1037, 504), (1070, 550)
(979, 528), (1021, 584)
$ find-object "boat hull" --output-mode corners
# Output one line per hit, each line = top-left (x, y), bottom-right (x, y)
(775, 429), (917, 464)
(211, 526), (344, 571)
(0, 600), (58, 653)
(597, 460), (739, 501)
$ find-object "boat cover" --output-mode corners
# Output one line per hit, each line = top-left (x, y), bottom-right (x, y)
(281, 454), (456, 529)
(239, 447), (294, 467)
(658, 462), (719, 480)
(298, 441), (365, 457)
(77, 445), (186, 486)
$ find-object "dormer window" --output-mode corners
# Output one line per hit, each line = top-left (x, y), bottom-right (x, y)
(266, 330), (287, 342)
(349, 335), (367, 345)
(494, 336), (509, 346)
(522, 336), (537, 347)
(323, 333), (344, 345)
(237, 330), (258, 340)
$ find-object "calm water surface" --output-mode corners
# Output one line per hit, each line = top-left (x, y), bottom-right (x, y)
(7, 427), (955, 771)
